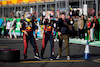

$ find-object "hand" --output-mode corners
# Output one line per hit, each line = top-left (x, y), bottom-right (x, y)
(57, 11), (60, 18)
(92, 27), (94, 29)
(68, 25), (72, 28)
(24, 31), (28, 36)
(57, 11), (59, 15)
(58, 32), (61, 36)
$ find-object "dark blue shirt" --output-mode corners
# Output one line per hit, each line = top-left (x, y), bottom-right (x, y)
(57, 18), (69, 35)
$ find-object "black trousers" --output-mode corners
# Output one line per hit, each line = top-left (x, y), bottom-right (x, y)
(79, 29), (85, 39)
(0, 27), (6, 36)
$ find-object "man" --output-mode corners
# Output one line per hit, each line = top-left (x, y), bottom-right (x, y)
(20, 15), (25, 37)
(0, 17), (7, 37)
(78, 16), (84, 40)
(20, 13), (39, 59)
(32, 16), (39, 40)
(56, 12), (71, 60)
(90, 17), (95, 41)
(81, 14), (86, 39)
(41, 13), (54, 61)
(39, 16), (44, 36)
(9, 16), (17, 39)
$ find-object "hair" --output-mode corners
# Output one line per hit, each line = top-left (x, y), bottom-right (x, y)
(81, 14), (84, 16)
(7, 20), (10, 22)
(14, 16), (16, 18)
(61, 12), (65, 15)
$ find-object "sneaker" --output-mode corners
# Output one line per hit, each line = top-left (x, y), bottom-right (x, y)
(7, 36), (9, 38)
(67, 56), (70, 60)
(24, 54), (27, 59)
(88, 40), (90, 42)
(4, 36), (6, 38)
(82, 38), (84, 41)
(49, 58), (53, 61)
(34, 56), (40, 60)
(56, 55), (61, 59)
(36, 38), (39, 40)
(57, 39), (59, 41)
(54, 39), (56, 42)
(52, 52), (55, 56)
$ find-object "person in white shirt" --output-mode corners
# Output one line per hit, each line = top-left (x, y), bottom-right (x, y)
(5, 20), (12, 38)
(9, 16), (17, 39)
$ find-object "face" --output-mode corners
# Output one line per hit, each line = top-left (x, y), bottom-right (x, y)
(21, 16), (24, 19)
(61, 14), (65, 20)
(68, 15), (70, 19)
(88, 18), (90, 21)
(4, 17), (6, 21)
(56, 18), (58, 21)
(81, 15), (84, 18)
(79, 17), (81, 20)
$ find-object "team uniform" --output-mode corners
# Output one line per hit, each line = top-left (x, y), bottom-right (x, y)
(41, 18), (54, 60)
(20, 18), (39, 59)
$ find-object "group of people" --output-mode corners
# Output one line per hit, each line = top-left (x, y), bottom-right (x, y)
(78, 15), (99, 42)
(0, 16), (17, 39)
(0, 11), (99, 61)
(19, 11), (71, 61)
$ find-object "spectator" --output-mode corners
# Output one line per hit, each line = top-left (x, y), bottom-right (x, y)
(81, 14), (86, 39)
(9, 16), (17, 39)
(54, 17), (59, 42)
(39, 16), (44, 36)
(68, 17), (74, 38)
(86, 18), (91, 42)
(94, 16), (99, 40)
(78, 16), (84, 40)
(5, 20), (12, 38)
(32, 16), (39, 40)
(20, 15), (25, 37)
(90, 17), (95, 41)
(0, 17), (7, 38)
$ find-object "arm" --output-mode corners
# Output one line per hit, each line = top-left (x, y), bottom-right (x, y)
(80, 20), (84, 29)
(20, 21), (28, 35)
(92, 23), (95, 29)
(57, 11), (60, 18)
(56, 19), (62, 36)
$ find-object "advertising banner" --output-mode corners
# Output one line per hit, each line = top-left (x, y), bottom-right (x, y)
(1, 0), (54, 6)
(2, 0), (7, 6)
(0, 18), (3, 27)
(17, 0), (23, 3)
(12, 0), (17, 4)
(7, 0), (12, 5)
(0, 1), (2, 6)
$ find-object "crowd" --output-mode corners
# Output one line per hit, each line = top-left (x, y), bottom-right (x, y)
(0, 16), (17, 39)
(0, 11), (99, 60)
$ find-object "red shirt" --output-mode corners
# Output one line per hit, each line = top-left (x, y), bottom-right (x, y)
(87, 21), (91, 28)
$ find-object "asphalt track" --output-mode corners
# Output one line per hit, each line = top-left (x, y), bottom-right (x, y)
(0, 37), (100, 67)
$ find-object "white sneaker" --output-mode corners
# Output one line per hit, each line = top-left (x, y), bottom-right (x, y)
(54, 39), (56, 42)
(34, 56), (40, 60)
(52, 52), (55, 56)
(82, 38), (84, 41)
(56, 55), (61, 59)
(88, 40), (90, 42)
(67, 56), (70, 60)
(57, 39), (59, 41)
(4, 36), (6, 38)
(49, 58), (53, 61)
(7, 36), (9, 38)
(36, 38), (39, 40)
